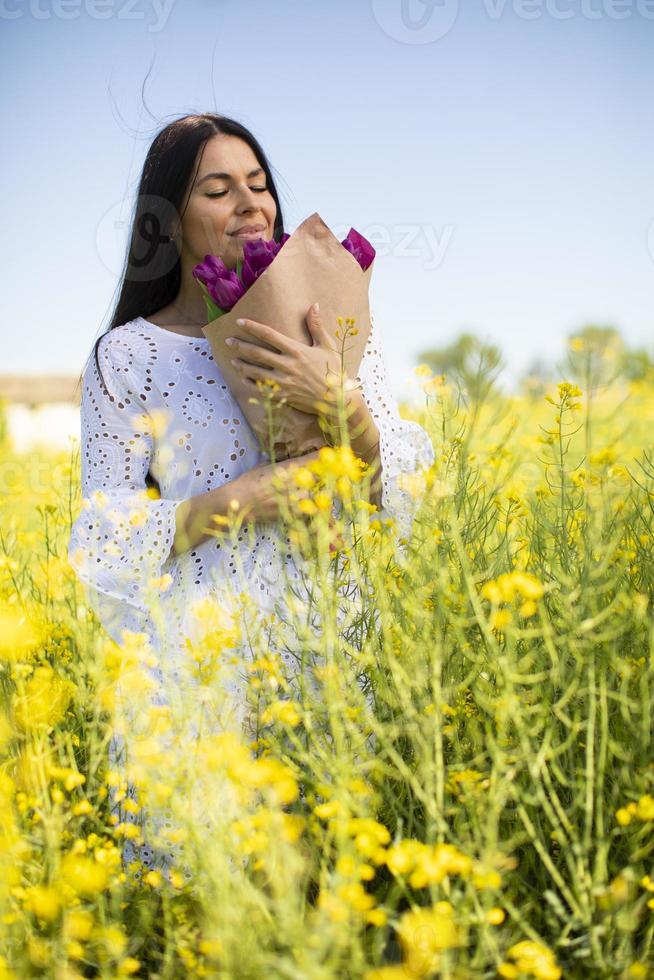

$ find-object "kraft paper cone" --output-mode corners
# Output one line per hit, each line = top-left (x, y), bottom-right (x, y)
(202, 212), (374, 460)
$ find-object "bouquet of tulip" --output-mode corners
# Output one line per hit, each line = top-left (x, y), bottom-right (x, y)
(195, 212), (376, 460)
(192, 233), (292, 321)
(193, 227), (374, 322)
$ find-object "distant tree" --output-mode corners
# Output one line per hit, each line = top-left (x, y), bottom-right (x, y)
(416, 332), (505, 403)
(564, 324), (625, 391)
(622, 345), (654, 382)
(564, 324), (654, 387)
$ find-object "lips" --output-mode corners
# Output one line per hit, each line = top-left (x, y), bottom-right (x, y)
(229, 223), (266, 236)
(231, 231), (266, 240)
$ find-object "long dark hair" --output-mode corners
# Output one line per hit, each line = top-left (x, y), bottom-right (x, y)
(83, 113), (286, 399)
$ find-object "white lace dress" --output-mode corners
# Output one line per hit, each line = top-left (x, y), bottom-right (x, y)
(68, 313), (434, 872)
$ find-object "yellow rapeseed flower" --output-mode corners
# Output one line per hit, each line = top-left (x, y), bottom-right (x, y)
(589, 447), (617, 468)
(47, 764), (85, 792)
(248, 757), (299, 806)
(314, 799), (344, 820)
(616, 796), (654, 825)
(118, 957), (141, 975)
(486, 906), (506, 925)
(385, 840), (423, 876)
(336, 880), (376, 913)
(65, 908), (94, 940)
(365, 907), (387, 927)
(472, 867), (502, 890)
(502, 939), (562, 980)
(134, 409), (171, 439)
(346, 818), (391, 857)
(148, 573), (173, 592)
(363, 967), (415, 980)
(314, 491), (332, 511)
(261, 700), (302, 728)
(396, 902), (462, 976)
(411, 844), (472, 888)
(13, 664), (75, 731)
(481, 571), (545, 606)
(557, 381), (582, 400)
(0, 607), (41, 662)
(636, 795), (654, 820)
(93, 924), (127, 958)
(292, 466), (316, 490)
(24, 884), (61, 922)
(309, 445), (365, 484)
(317, 889), (350, 923)
(183, 595), (241, 650)
(60, 853), (109, 896)
(490, 609), (513, 632)
(616, 806), (633, 826)
(625, 964), (650, 979)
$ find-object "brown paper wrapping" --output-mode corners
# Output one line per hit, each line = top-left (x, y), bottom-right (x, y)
(201, 212), (374, 459)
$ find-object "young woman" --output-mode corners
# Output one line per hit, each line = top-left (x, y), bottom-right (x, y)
(67, 113), (434, 870)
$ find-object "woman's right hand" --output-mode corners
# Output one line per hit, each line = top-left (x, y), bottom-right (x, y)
(229, 450), (324, 525)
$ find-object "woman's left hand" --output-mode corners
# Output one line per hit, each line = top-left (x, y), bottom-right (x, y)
(225, 303), (358, 416)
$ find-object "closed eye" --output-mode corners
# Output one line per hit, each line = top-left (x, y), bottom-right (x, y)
(206, 187), (268, 198)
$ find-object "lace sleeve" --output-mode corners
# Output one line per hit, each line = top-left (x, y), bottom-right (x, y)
(354, 312), (434, 541)
(68, 332), (186, 646)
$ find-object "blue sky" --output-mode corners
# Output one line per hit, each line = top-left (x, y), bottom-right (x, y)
(2, 0), (652, 401)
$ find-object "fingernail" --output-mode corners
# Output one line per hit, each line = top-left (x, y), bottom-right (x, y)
(225, 337), (235, 346)
(312, 302), (320, 314)
(236, 318), (245, 326)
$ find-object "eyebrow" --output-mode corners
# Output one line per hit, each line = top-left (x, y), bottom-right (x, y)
(196, 167), (264, 186)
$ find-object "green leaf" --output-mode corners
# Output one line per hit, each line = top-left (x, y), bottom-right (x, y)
(197, 279), (226, 321)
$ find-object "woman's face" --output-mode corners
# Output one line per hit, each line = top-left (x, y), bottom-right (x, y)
(176, 133), (278, 271)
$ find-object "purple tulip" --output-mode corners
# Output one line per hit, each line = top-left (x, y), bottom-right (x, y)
(341, 227), (375, 271)
(193, 226), (372, 319)
(192, 254), (245, 310)
(241, 233), (290, 290)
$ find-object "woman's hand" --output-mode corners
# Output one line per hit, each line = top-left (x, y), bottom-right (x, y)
(225, 303), (360, 416)
(229, 450), (324, 525)
(175, 450), (339, 557)
(232, 451), (347, 552)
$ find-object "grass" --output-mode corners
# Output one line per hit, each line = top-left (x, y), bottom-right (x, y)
(0, 352), (653, 979)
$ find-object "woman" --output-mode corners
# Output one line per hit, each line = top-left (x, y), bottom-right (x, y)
(68, 113), (434, 871)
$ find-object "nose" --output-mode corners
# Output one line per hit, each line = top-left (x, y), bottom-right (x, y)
(235, 184), (263, 212)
